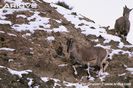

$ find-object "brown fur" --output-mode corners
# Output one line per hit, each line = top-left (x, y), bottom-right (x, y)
(66, 38), (109, 76)
(115, 5), (132, 37)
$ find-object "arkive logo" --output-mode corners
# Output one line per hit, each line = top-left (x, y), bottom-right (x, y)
(0, 2), (37, 9)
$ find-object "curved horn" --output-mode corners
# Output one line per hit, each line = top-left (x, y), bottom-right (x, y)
(66, 38), (73, 53)
(125, 5), (127, 8)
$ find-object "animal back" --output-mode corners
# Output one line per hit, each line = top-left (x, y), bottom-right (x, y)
(115, 16), (130, 36)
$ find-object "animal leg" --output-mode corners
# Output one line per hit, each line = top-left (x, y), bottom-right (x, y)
(98, 60), (109, 77)
(98, 66), (104, 77)
(98, 50), (109, 76)
(87, 63), (91, 78)
(103, 61), (109, 72)
(72, 65), (83, 75)
(72, 65), (78, 75)
(98, 60), (105, 76)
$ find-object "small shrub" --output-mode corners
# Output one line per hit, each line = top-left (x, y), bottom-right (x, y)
(71, 12), (77, 16)
(56, 1), (72, 10)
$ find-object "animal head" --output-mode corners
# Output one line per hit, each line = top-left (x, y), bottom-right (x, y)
(123, 5), (132, 17)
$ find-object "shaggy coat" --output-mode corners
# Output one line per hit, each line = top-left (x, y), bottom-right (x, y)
(66, 38), (109, 76)
(115, 5), (132, 37)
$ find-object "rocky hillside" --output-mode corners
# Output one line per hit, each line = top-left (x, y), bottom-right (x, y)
(0, 0), (133, 88)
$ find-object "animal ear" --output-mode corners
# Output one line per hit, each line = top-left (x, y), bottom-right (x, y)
(123, 5), (126, 10)
(125, 5), (127, 8)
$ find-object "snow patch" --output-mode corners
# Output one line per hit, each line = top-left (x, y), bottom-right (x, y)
(95, 44), (111, 49)
(58, 64), (68, 67)
(0, 65), (5, 68)
(0, 20), (12, 25)
(8, 68), (32, 78)
(16, 15), (27, 18)
(27, 78), (33, 88)
(41, 77), (49, 82)
(12, 11), (50, 32)
(8, 59), (14, 62)
(41, 77), (90, 88)
(126, 68), (133, 74)
(118, 73), (126, 76)
(64, 81), (89, 88)
(41, 77), (61, 87)
(52, 25), (68, 32)
(99, 72), (109, 82)
(47, 36), (55, 41)
(7, 33), (17, 37)
(89, 77), (95, 81)
(22, 33), (31, 38)
(0, 31), (5, 33)
(109, 49), (133, 59)
(0, 48), (15, 51)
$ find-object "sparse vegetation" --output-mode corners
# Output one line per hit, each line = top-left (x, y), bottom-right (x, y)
(56, 1), (72, 10)
(1, 0), (133, 87)
(71, 12), (77, 16)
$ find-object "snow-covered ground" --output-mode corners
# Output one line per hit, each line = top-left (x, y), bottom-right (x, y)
(1, 0), (133, 73)
(8, 68), (32, 78)
(46, 0), (133, 44)
(1, 0), (132, 45)
(126, 68), (133, 74)
(0, 66), (37, 88)
(0, 48), (15, 51)
(0, 0), (133, 87)
(41, 77), (89, 88)
(12, 11), (51, 32)
(0, 0), (68, 33)
(50, 2), (133, 48)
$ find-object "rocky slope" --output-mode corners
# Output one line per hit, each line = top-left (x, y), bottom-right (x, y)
(0, 0), (133, 88)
